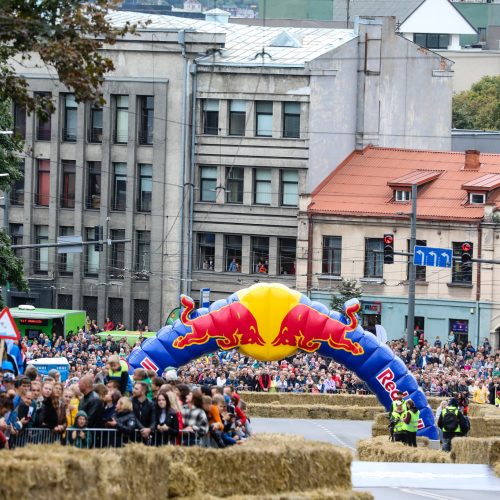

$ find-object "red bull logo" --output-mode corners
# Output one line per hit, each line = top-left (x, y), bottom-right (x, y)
(172, 296), (265, 350)
(270, 301), (364, 355)
(376, 367), (409, 400)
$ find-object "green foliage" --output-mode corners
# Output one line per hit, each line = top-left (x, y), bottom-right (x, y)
(330, 279), (363, 313)
(0, 0), (136, 118)
(452, 76), (500, 131)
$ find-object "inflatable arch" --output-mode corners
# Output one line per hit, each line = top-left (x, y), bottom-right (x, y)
(128, 283), (438, 439)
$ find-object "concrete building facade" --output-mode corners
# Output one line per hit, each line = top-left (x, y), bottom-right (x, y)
(5, 12), (453, 329)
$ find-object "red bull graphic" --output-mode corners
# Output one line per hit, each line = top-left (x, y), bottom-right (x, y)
(271, 301), (363, 355)
(127, 283), (438, 440)
(172, 296), (265, 350)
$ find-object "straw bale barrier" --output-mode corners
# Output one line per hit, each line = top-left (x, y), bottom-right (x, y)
(468, 404), (500, 418)
(451, 437), (500, 464)
(494, 461), (500, 477)
(240, 392), (444, 410)
(357, 436), (451, 463)
(248, 403), (381, 420)
(468, 417), (500, 438)
(199, 490), (373, 500)
(0, 435), (357, 500)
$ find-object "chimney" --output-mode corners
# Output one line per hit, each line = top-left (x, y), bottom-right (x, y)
(464, 150), (481, 170)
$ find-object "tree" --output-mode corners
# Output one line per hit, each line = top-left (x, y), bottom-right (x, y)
(0, 0), (136, 117)
(452, 76), (500, 131)
(0, 99), (28, 306)
(330, 279), (363, 313)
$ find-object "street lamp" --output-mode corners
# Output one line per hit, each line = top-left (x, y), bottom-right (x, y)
(407, 184), (417, 355)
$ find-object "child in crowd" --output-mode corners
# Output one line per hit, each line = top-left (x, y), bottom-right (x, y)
(69, 410), (90, 448)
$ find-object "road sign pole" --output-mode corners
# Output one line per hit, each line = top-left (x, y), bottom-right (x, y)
(0, 339), (4, 367)
(407, 184), (417, 356)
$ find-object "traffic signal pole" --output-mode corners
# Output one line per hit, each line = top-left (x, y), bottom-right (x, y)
(407, 184), (417, 356)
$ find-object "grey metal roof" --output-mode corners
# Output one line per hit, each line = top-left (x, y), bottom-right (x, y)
(332, 0), (424, 25)
(108, 11), (356, 67)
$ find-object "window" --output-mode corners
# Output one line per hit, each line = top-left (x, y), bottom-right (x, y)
(322, 236), (342, 276)
(34, 225), (49, 273)
(61, 160), (76, 208)
(255, 101), (273, 137)
(200, 166), (217, 202)
(139, 96), (154, 144)
(9, 224), (23, 259)
(254, 168), (272, 205)
(283, 102), (300, 138)
(224, 235), (242, 272)
(202, 99), (219, 135)
(413, 33), (449, 49)
(10, 160), (24, 206)
(83, 296), (98, 322)
(134, 300), (149, 329)
(58, 227), (74, 275)
(137, 164), (152, 212)
(108, 298), (123, 326)
(229, 100), (246, 136)
(278, 238), (296, 275)
(110, 229), (126, 278)
(198, 233), (215, 270)
(280, 170), (299, 206)
(407, 239), (426, 282)
(36, 92), (51, 141)
(395, 190), (411, 202)
(135, 231), (150, 278)
(113, 162), (127, 211)
(85, 227), (100, 276)
(469, 193), (485, 205)
(35, 159), (50, 206)
(63, 94), (77, 141)
(86, 161), (101, 209)
(88, 105), (103, 143)
(364, 238), (383, 278)
(452, 242), (473, 284)
(13, 102), (26, 139)
(226, 167), (244, 204)
(114, 95), (129, 144)
(251, 236), (269, 273)
(57, 294), (73, 310)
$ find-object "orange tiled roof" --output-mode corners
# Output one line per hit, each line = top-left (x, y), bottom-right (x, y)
(388, 170), (443, 188)
(310, 146), (500, 222)
(461, 173), (500, 192)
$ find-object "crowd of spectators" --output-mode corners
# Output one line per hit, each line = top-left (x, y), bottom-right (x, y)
(1, 318), (499, 449)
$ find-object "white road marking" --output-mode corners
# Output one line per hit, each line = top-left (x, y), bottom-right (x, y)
(307, 419), (356, 451)
(396, 488), (458, 500)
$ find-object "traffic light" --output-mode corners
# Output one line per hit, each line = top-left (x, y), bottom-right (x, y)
(383, 234), (394, 264)
(94, 225), (103, 252)
(461, 242), (472, 265)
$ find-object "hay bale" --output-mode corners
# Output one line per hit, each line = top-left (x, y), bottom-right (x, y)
(357, 436), (451, 463)
(198, 490), (373, 500)
(248, 403), (380, 420)
(469, 417), (500, 438)
(494, 461), (500, 477)
(451, 437), (500, 465)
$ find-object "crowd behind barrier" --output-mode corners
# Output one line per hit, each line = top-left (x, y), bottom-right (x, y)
(1, 316), (499, 451)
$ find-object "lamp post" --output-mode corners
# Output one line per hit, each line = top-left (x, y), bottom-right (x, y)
(406, 184), (417, 355)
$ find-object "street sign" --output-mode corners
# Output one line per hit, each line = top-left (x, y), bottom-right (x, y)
(57, 235), (83, 254)
(200, 288), (211, 308)
(0, 307), (20, 341)
(413, 246), (453, 268)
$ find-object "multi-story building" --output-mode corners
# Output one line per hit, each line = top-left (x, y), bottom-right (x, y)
(5, 11), (453, 328)
(297, 147), (500, 348)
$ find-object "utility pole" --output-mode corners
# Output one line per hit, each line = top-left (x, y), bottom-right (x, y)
(407, 184), (417, 355)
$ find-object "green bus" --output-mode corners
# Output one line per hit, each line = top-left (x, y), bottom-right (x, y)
(96, 331), (156, 346)
(10, 306), (86, 341)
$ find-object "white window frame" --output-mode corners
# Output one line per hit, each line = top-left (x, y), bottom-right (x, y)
(395, 190), (411, 202)
(469, 192), (486, 205)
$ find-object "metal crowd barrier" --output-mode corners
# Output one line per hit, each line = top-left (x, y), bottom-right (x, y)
(10, 428), (203, 449)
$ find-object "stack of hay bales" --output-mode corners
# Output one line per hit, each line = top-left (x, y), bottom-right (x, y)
(0, 435), (372, 499)
(451, 437), (500, 465)
(357, 436), (451, 463)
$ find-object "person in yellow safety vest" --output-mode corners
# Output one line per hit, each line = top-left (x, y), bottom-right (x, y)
(390, 390), (407, 414)
(390, 400), (406, 443)
(437, 397), (467, 452)
(106, 355), (132, 395)
(403, 399), (420, 447)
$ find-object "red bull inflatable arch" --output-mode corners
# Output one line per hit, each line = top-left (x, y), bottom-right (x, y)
(128, 283), (438, 439)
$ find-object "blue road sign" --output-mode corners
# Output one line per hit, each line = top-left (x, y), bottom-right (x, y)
(413, 246), (453, 268)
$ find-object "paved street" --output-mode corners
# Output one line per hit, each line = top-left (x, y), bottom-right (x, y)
(251, 418), (500, 499)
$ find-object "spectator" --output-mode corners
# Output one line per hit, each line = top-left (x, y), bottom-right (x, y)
(68, 410), (90, 448)
(155, 392), (181, 445)
(438, 397), (467, 452)
(104, 317), (115, 332)
(181, 388), (208, 446)
(131, 382), (156, 440)
(78, 376), (104, 428)
(108, 397), (141, 446)
(472, 382), (488, 404)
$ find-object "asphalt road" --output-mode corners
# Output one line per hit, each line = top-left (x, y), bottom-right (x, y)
(251, 418), (500, 499)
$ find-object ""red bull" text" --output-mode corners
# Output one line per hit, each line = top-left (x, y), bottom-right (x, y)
(172, 296), (265, 350)
(271, 302), (364, 355)
(376, 367), (409, 400)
